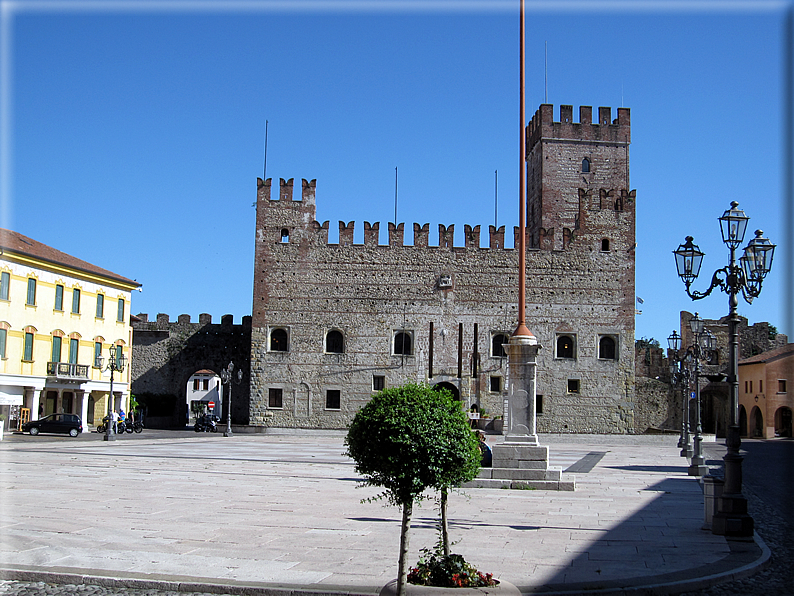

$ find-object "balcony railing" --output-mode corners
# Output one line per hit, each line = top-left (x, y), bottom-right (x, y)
(47, 362), (89, 381)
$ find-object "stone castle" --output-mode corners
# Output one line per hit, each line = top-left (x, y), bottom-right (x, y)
(249, 103), (637, 433)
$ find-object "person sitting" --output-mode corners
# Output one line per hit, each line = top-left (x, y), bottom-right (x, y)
(477, 431), (492, 467)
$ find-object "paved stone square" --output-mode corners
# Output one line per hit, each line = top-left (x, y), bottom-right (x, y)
(0, 432), (766, 595)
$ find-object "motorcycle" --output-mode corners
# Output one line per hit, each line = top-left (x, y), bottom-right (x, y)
(194, 414), (218, 433)
(97, 416), (123, 434)
(128, 418), (144, 433)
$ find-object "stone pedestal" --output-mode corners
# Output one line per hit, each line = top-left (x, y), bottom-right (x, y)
(465, 333), (575, 491)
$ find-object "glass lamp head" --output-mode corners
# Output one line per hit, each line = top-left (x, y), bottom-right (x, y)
(674, 237), (704, 284)
(719, 201), (749, 249)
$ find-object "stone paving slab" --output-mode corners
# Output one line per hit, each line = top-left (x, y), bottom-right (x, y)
(0, 433), (768, 595)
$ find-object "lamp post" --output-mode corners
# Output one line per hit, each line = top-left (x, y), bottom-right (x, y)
(219, 361), (242, 437)
(673, 201), (775, 538)
(99, 345), (127, 442)
(667, 330), (691, 458)
(684, 313), (714, 477)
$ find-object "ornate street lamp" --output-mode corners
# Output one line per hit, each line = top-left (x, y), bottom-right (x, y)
(686, 313), (712, 477)
(97, 345), (127, 442)
(667, 330), (691, 456)
(220, 361), (242, 437)
(673, 201), (775, 538)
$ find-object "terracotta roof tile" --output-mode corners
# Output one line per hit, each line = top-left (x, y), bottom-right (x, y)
(739, 343), (794, 365)
(0, 228), (140, 288)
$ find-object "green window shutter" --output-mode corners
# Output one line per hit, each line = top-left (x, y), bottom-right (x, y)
(96, 294), (104, 318)
(117, 298), (125, 322)
(55, 285), (64, 310)
(72, 289), (81, 314)
(27, 279), (36, 306)
(69, 338), (79, 364)
(23, 333), (33, 361)
(52, 336), (62, 363)
(0, 272), (9, 301)
(0, 329), (6, 358)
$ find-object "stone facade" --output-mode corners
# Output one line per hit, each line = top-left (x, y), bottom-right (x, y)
(131, 313), (251, 428)
(250, 104), (637, 433)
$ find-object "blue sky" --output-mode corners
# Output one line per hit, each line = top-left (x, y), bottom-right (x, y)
(2, 0), (792, 344)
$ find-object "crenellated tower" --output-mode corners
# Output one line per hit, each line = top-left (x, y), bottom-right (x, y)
(526, 104), (634, 253)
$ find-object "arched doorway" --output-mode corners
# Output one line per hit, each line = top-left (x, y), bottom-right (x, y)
(433, 382), (460, 400)
(738, 405), (748, 437)
(749, 406), (764, 438)
(775, 406), (792, 438)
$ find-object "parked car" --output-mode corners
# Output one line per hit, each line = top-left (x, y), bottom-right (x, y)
(23, 413), (83, 437)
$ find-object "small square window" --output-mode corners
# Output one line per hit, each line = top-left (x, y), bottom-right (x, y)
(326, 389), (341, 410)
(373, 375), (385, 391)
(203, 379), (209, 391)
(567, 379), (580, 394)
(268, 388), (283, 408)
(779, 380), (787, 394)
(490, 376), (501, 392)
(193, 379), (200, 391)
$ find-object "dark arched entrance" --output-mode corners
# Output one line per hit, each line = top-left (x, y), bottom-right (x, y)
(739, 405), (748, 438)
(775, 407), (792, 438)
(750, 406), (764, 438)
(433, 382), (460, 400)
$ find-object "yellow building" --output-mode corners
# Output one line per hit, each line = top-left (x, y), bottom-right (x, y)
(0, 229), (141, 431)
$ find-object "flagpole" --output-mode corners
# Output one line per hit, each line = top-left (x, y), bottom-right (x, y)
(514, 0), (531, 338)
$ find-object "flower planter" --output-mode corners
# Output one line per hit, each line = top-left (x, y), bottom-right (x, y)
(379, 579), (520, 596)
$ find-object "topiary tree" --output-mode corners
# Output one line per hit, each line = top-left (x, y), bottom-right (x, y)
(345, 383), (481, 596)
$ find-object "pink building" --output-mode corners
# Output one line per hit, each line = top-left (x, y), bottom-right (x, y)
(738, 344), (794, 438)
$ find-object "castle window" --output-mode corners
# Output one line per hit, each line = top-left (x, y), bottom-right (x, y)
(394, 331), (413, 355)
(490, 376), (501, 392)
(280, 228), (290, 243)
(492, 333), (508, 358)
(556, 335), (575, 359)
(326, 389), (341, 410)
(582, 157), (591, 173)
(268, 388), (283, 408)
(598, 335), (617, 360)
(601, 238), (610, 252)
(373, 375), (385, 391)
(325, 330), (344, 354)
(270, 328), (288, 352)
(567, 379), (580, 394)
(536, 394), (544, 414)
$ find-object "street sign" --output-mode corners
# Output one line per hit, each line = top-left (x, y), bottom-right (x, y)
(690, 392), (696, 400)
(208, 401), (215, 409)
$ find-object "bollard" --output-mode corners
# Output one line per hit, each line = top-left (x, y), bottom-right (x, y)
(702, 475), (724, 530)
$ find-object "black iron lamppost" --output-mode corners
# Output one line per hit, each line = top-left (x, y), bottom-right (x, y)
(220, 361), (242, 437)
(673, 201), (775, 538)
(667, 330), (691, 459)
(684, 314), (715, 477)
(98, 345), (127, 442)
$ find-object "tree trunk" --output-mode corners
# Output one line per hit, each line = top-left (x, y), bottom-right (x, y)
(441, 487), (450, 556)
(397, 501), (413, 596)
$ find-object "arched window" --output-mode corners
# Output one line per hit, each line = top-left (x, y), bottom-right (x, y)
(326, 330), (344, 353)
(270, 328), (288, 352)
(280, 228), (290, 243)
(582, 157), (591, 173)
(601, 238), (610, 252)
(556, 335), (574, 359)
(599, 336), (617, 360)
(492, 333), (508, 358)
(394, 331), (412, 355)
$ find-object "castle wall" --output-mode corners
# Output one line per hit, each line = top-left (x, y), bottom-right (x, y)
(131, 313), (252, 428)
(250, 106), (637, 433)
